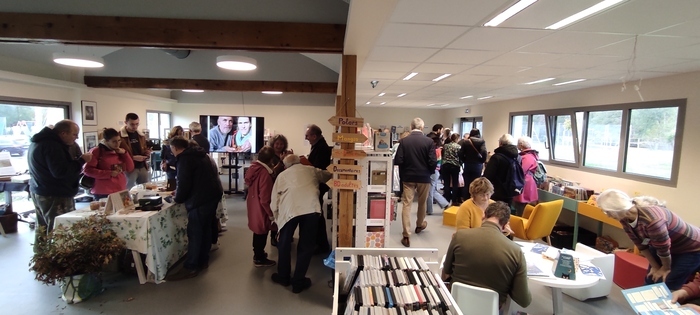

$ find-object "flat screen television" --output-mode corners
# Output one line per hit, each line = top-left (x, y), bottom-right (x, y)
(199, 115), (265, 153)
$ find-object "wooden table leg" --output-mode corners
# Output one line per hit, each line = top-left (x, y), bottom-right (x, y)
(132, 250), (147, 284)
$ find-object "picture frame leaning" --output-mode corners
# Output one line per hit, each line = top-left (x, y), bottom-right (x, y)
(83, 131), (99, 152)
(81, 100), (98, 126)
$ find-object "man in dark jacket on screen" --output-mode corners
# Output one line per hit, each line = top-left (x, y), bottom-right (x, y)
(483, 134), (519, 208)
(394, 117), (437, 247)
(166, 137), (223, 281)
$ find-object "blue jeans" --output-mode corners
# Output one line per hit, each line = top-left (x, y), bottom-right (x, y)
(184, 200), (219, 270)
(645, 247), (700, 290)
(427, 170), (449, 214)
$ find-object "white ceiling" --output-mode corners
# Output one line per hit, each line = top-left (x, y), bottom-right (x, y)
(1, 0), (700, 109)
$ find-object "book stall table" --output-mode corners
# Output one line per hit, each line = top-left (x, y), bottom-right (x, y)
(55, 197), (224, 284)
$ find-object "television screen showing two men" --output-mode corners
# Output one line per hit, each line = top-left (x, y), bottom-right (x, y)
(198, 115), (265, 154)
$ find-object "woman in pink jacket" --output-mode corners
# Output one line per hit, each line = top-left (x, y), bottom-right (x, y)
(244, 146), (277, 267)
(83, 128), (135, 199)
(513, 136), (539, 216)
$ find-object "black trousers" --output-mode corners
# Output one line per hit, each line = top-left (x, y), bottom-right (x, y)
(277, 213), (319, 285)
(184, 200), (218, 270)
(316, 186), (330, 252)
(441, 163), (461, 204)
(461, 163), (483, 200)
(252, 232), (269, 260)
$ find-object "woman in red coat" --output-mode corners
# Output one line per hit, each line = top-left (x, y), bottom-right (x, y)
(513, 136), (539, 216)
(244, 146), (277, 267)
(83, 128), (135, 199)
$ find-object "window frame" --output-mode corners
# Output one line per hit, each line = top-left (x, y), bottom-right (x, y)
(146, 110), (173, 141)
(0, 96), (71, 120)
(509, 99), (686, 187)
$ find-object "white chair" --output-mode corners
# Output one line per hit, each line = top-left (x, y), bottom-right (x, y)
(561, 242), (615, 301)
(451, 282), (499, 315)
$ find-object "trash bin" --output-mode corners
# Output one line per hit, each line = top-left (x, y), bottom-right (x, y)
(549, 225), (597, 250)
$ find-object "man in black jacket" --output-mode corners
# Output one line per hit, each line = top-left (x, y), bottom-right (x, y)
(394, 118), (437, 247)
(166, 137), (223, 281)
(483, 134), (519, 208)
(189, 121), (210, 152)
(28, 120), (93, 251)
(303, 124), (332, 253)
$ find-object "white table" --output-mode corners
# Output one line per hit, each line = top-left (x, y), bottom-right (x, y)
(55, 198), (224, 284)
(516, 242), (600, 315)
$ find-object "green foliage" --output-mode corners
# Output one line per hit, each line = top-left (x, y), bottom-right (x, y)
(29, 215), (125, 286)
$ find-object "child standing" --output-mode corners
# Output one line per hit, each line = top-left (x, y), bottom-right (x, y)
(244, 146), (277, 267)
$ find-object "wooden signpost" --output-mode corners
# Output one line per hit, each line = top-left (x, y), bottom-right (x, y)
(332, 132), (367, 144)
(328, 116), (364, 128)
(326, 179), (362, 190)
(327, 164), (362, 175)
(332, 149), (367, 159)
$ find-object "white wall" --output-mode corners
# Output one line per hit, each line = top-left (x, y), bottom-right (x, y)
(444, 71), (700, 224)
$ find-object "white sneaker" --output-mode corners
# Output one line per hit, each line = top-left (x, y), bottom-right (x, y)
(210, 243), (220, 252)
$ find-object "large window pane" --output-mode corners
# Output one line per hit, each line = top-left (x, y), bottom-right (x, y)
(552, 115), (574, 162)
(625, 107), (678, 179)
(511, 115), (528, 139)
(146, 112), (160, 139)
(531, 114), (548, 160)
(584, 110), (622, 170)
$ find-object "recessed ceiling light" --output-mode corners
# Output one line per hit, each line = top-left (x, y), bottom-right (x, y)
(524, 78), (555, 85)
(460, 95), (474, 99)
(403, 72), (418, 80)
(52, 53), (104, 68)
(427, 103), (437, 107)
(366, 101), (371, 105)
(440, 104), (450, 107)
(262, 91), (283, 94)
(378, 92), (385, 97)
(477, 96), (493, 100)
(182, 89), (204, 93)
(553, 79), (587, 86)
(432, 74), (451, 82)
(380, 102), (386, 105)
(546, 0), (625, 30)
(484, 0), (538, 27)
(216, 55), (257, 71)
(397, 93), (406, 97)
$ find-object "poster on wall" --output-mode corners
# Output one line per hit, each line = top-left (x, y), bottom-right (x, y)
(83, 131), (98, 152)
(81, 101), (97, 126)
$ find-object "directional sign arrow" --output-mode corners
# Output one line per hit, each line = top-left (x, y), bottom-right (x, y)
(332, 149), (367, 159)
(328, 116), (364, 128)
(332, 132), (368, 144)
(326, 179), (362, 190)
(326, 164), (363, 175)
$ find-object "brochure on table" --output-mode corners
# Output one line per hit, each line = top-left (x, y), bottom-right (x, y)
(104, 190), (135, 214)
(622, 283), (700, 315)
(527, 243), (606, 279)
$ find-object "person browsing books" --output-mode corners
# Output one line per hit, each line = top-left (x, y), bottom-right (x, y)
(598, 189), (700, 290)
(82, 128), (135, 200)
(671, 273), (700, 311)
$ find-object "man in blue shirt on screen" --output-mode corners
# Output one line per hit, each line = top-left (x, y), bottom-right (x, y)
(209, 115), (235, 152)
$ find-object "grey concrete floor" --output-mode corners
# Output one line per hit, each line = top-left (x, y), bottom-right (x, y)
(0, 196), (634, 315)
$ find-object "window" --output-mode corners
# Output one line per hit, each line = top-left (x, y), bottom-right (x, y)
(509, 99), (685, 186)
(460, 117), (483, 138)
(146, 111), (171, 140)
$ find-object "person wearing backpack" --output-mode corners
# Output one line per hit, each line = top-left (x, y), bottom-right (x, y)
(513, 136), (539, 216)
(483, 134), (523, 213)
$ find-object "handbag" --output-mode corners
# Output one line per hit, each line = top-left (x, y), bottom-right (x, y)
(79, 174), (95, 190)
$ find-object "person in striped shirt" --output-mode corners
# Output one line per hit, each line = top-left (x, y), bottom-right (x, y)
(598, 189), (700, 290)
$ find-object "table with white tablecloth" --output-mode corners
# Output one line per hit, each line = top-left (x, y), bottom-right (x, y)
(55, 198), (223, 284)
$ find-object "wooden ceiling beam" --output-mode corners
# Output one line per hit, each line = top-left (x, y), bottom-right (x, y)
(84, 76), (338, 94)
(0, 12), (345, 53)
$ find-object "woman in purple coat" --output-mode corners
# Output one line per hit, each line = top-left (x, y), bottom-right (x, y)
(513, 136), (539, 216)
(244, 146), (277, 267)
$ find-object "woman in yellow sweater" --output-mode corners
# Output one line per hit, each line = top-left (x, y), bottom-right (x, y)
(455, 177), (495, 230)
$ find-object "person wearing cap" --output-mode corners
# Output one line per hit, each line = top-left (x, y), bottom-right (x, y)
(597, 189), (700, 290)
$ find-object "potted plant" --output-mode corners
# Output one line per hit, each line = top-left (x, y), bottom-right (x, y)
(29, 214), (125, 304)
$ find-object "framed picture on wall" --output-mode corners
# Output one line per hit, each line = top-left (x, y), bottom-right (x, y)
(82, 101), (98, 126)
(83, 131), (98, 152)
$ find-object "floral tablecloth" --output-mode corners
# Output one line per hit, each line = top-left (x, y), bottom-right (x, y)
(55, 199), (224, 284)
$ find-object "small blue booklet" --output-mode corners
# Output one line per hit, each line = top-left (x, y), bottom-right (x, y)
(622, 283), (700, 315)
(530, 243), (549, 254)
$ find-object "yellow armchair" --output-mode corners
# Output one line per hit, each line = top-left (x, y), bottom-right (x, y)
(509, 199), (563, 245)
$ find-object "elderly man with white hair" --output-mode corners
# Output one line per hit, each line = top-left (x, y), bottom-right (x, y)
(513, 136), (540, 216)
(483, 134), (520, 210)
(269, 154), (332, 293)
(394, 117), (437, 247)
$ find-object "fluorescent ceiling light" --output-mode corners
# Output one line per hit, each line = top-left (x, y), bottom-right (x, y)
(365, 102), (371, 105)
(524, 77), (555, 85)
(397, 93), (406, 97)
(432, 74), (451, 82)
(553, 79), (587, 86)
(378, 92), (385, 97)
(546, 0), (625, 30)
(440, 104), (450, 107)
(182, 89), (204, 93)
(403, 72), (418, 80)
(52, 53), (104, 68)
(380, 102), (386, 105)
(262, 91), (283, 95)
(484, 0), (538, 27)
(459, 95), (473, 99)
(427, 103), (437, 107)
(477, 96), (493, 100)
(216, 55), (257, 71)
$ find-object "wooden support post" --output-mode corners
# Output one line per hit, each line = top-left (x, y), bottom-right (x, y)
(337, 55), (357, 248)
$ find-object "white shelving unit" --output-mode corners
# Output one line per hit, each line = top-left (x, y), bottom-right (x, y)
(330, 150), (394, 248)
